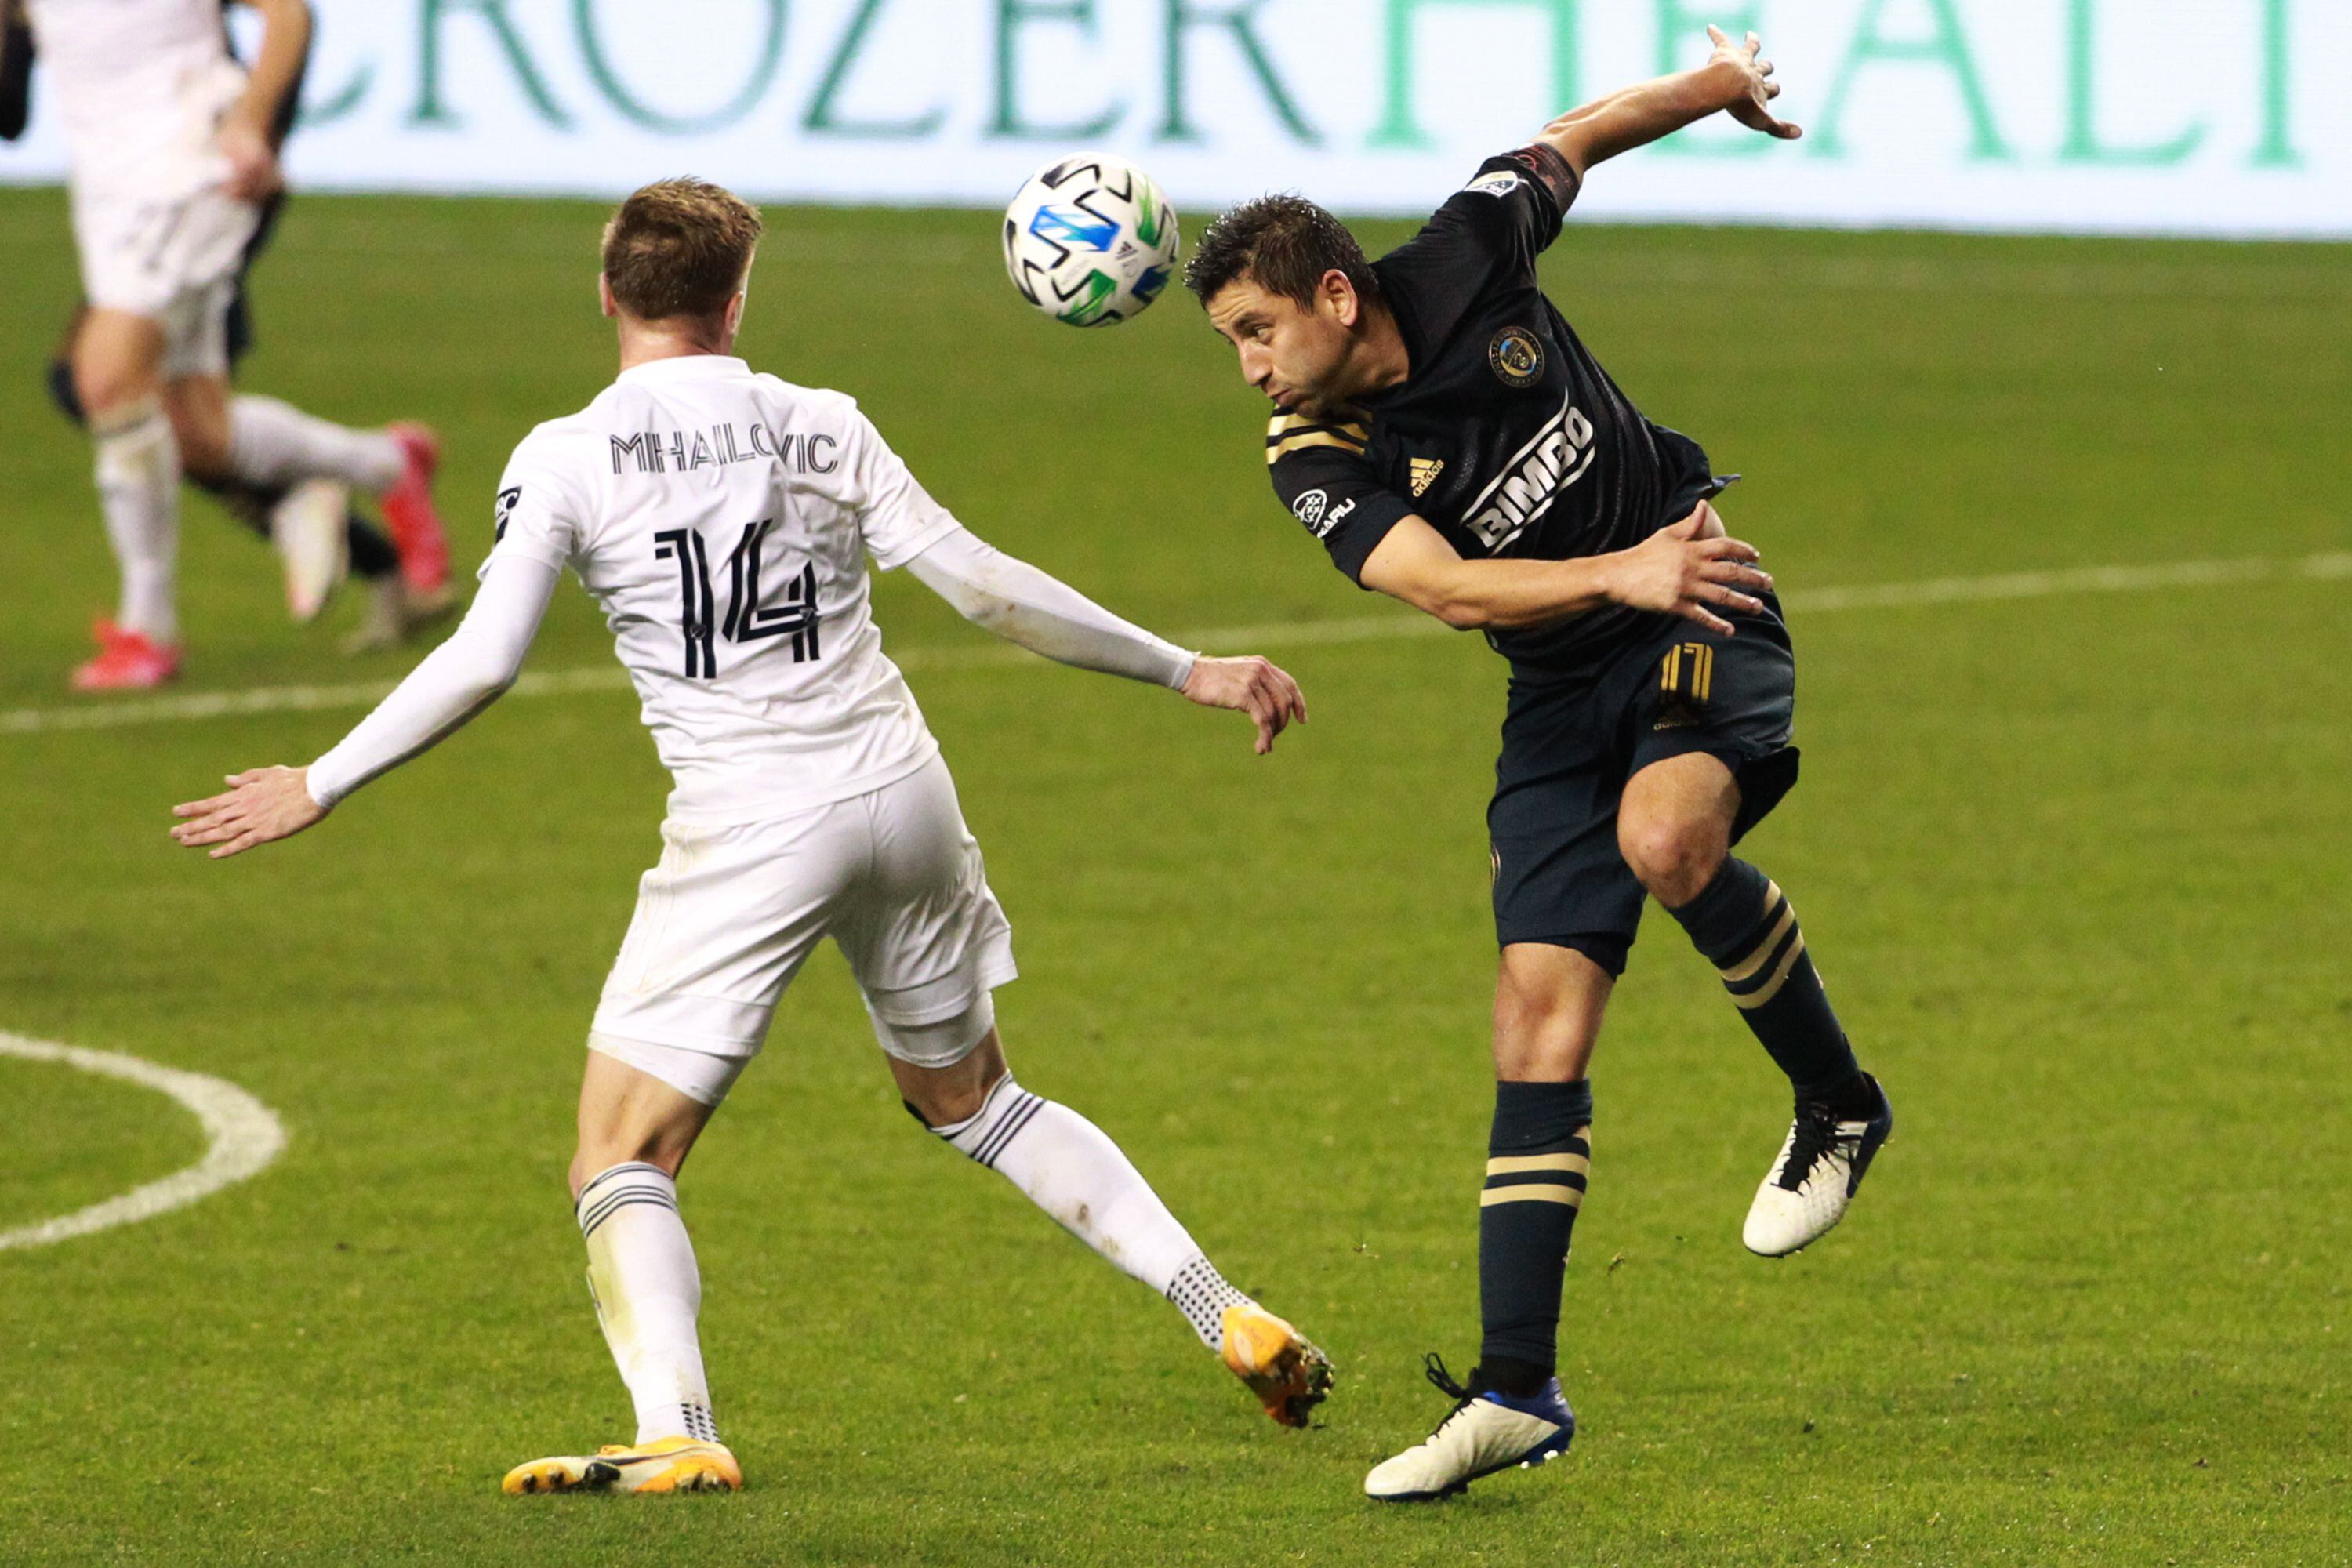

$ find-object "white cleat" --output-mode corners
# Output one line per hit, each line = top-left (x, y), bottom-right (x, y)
(1744, 1073), (1893, 1257)
(271, 478), (350, 623)
(1363, 1356), (1574, 1502)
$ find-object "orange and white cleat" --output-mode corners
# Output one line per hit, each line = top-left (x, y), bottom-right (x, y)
(500, 1435), (741, 1496)
(70, 619), (180, 692)
(381, 421), (450, 595)
(1221, 1302), (1334, 1428)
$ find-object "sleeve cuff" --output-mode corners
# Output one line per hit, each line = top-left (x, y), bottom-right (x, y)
(477, 536), (567, 579)
(871, 511), (964, 572)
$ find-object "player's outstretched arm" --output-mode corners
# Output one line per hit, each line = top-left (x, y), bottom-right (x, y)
(903, 525), (1306, 753)
(1540, 24), (1798, 180)
(1361, 503), (1770, 637)
(169, 554), (559, 859)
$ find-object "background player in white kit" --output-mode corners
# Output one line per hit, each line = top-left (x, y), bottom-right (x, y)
(18, 0), (449, 690)
(172, 179), (1327, 1494)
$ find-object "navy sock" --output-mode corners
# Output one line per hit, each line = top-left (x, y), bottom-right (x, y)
(1478, 1079), (1592, 1394)
(1668, 858), (1865, 1107)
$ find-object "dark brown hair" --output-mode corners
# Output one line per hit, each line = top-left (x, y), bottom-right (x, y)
(1183, 194), (1377, 310)
(601, 177), (764, 321)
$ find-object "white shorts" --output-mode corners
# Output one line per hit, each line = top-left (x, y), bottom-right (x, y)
(589, 755), (1018, 1101)
(71, 181), (256, 378)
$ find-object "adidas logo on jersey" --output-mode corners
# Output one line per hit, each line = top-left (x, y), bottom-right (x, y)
(1409, 459), (1445, 497)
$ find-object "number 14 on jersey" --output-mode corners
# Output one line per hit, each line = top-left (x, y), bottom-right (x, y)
(654, 519), (820, 679)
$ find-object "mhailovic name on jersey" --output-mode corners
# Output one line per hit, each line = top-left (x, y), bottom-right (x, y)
(608, 424), (840, 477)
(490, 354), (961, 826)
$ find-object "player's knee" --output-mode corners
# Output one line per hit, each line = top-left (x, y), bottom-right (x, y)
(1492, 947), (1606, 1079)
(74, 358), (158, 421)
(1620, 816), (1724, 908)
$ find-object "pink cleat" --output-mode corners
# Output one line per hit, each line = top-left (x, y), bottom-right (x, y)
(382, 422), (451, 595)
(71, 619), (180, 691)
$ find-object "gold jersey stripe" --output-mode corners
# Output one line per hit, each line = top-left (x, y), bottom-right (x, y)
(1719, 900), (1796, 984)
(1479, 1184), (1584, 1208)
(1266, 414), (1368, 441)
(1486, 1152), (1591, 1178)
(1732, 931), (1809, 1010)
(1267, 430), (1367, 465)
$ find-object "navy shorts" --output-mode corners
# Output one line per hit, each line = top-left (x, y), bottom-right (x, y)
(1487, 595), (1799, 975)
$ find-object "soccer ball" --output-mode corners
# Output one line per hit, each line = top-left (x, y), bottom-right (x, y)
(1001, 153), (1180, 328)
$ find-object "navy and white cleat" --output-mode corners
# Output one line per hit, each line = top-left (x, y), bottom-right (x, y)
(1363, 1356), (1574, 1502)
(1744, 1072), (1893, 1257)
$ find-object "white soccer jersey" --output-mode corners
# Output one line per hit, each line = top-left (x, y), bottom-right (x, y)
(24, 0), (244, 198)
(488, 354), (962, 824)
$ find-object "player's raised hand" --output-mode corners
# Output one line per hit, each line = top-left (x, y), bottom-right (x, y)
(1602, 506), (1773, 637)
(215, 115), (282, 204)
(170, 766), (327, 859)
(1707, 24), (1801, 141)
(1181, 655), (1308, 755)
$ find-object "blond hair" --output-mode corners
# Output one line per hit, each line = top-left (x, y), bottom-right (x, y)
(600, 177), (764, 321)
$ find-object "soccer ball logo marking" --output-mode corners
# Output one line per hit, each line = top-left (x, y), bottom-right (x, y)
(1003, 152), (1182, 328)
(1029, 204), (1120, 253)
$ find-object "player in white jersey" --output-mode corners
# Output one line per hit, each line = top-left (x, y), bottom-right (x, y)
(18, 0), (452, 690)
(172, 179), (1327, 1494)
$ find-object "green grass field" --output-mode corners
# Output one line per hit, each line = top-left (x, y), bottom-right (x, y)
(2, 184), (2347, 1566)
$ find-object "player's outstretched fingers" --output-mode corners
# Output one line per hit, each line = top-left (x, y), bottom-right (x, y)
(1676, 601), (1738, 637)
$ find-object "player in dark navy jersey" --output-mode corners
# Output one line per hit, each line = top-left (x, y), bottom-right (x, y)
(1187, 26), (1893, 1501)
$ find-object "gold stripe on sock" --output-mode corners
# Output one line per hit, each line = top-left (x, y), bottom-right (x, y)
(1719, 899), (1797, 983)
(1486, 1152), (1591, 1178)
(1732, 931), (1809, 1009)
(1480, 1184), (1584, 1207)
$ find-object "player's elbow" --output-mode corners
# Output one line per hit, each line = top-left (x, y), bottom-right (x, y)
(1369, 565), (1490, 630)
(1407, 583), (1491, 630)
(1429, 597), (1491, 630)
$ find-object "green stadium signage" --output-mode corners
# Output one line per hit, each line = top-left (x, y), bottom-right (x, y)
(1, 0), (2334, 234)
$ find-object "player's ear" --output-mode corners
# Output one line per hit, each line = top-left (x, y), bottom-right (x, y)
(1319, 269), (1361, 329)
(724, 289), (747, 338)
(597, 272), (619, 320)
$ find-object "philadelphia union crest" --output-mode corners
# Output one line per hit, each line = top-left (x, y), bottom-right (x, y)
(1488, 327), (1544, 388)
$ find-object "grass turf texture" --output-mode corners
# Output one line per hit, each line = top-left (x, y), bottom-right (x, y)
(2, 185), (2347, 1566)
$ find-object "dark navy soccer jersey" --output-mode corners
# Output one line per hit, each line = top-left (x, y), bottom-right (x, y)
(1265, 143), (1729, 673)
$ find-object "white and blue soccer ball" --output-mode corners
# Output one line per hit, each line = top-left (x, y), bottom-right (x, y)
(1001, 152), (1179, 328)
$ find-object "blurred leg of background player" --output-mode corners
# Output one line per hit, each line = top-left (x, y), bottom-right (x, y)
(506, 1012), (1330, 1495)
(51, 308), (454, 659)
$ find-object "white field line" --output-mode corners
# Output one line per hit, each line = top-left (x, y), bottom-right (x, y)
(0, 1030), (287, 1252)
(3, 550), (2347, 738)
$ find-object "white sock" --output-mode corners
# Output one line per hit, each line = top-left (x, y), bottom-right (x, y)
(576, 1163), (719, 1446)
(92, 399), (181, 643)
(227, 394), (404, 492)
(933, 1076), (1252, 1351)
